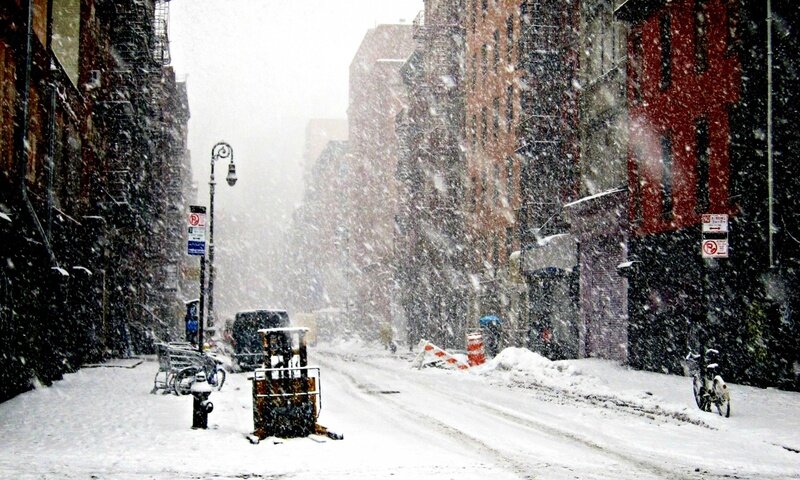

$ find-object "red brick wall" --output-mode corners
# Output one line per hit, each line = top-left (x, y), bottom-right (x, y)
(627, 0), (740, 235)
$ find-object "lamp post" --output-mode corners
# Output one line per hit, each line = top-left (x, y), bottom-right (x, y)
(207, 141), (237, 332)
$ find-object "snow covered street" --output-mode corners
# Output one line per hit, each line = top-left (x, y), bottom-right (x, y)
(0, 342), (798, 479)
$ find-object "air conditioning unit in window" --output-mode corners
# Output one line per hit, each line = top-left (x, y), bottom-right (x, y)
(84, 70), (101, 91)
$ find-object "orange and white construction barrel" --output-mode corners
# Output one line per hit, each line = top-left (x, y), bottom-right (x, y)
(466, 331), (486, 366)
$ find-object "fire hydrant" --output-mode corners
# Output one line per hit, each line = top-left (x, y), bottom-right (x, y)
(190, 371), (214, 429)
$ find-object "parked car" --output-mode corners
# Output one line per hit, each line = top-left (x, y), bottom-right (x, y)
(231, 309), (290, 371)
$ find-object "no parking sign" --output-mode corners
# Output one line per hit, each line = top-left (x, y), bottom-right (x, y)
(188, 205), (207, 256)
(701, 214), (729, 258)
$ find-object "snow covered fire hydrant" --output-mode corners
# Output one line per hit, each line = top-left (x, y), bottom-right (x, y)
(190, 371), (214, 429)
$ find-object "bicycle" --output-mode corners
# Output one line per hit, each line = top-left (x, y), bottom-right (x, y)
(172, 349), (227, 395)
(685, 348), (731, 417)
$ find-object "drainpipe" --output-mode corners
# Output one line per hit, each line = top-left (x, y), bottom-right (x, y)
(15, 0), (57, 265)
(45, 0), (56, 240)
(766, 0), (775, 269)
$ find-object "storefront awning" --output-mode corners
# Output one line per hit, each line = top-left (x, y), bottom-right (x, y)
(522, 233), (576, 274)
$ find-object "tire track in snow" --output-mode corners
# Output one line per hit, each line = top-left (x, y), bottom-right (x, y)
(317, 353), (555, 479)
(498, 376), (713, 429)
(317, 349), (737, 480)
(317, 352), (688, 480)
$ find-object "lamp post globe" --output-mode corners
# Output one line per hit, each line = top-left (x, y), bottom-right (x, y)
(226, 160), (237, 186)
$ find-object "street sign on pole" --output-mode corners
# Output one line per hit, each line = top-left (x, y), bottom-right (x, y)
(701, 213), (729, 258)
(702, 239), (729, 258)
(188, 205), (207, 256)
(702, 214), (729, 233)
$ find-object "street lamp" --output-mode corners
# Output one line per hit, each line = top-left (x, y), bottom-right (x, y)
(207, 141), (236, 331)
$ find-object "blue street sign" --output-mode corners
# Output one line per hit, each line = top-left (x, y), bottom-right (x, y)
(188, 240), (205, 256)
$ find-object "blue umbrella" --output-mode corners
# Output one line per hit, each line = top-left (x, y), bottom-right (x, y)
(479, 315), (502, 327)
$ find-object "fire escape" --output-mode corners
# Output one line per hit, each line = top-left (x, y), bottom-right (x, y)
(412, 9), (465, 227)
(517, 0), (575, 245)
(153, 0), (172, 66)
(410, 7), (469, 346)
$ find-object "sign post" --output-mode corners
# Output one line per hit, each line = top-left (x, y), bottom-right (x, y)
(701, 214), (729, 259)
(187, 207), (207, 256)
(188, 206), (207, 352)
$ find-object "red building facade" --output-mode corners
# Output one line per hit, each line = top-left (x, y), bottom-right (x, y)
(626, 0), (740, 234)
(618, 0), (800, 387)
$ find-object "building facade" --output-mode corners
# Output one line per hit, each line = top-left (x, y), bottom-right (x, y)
(617, 0), (799, 387)
(395, 1), (469, 350)
(0, 0), (191, 401)
(463, 0), (528, 348)
(565, 0), (630, 361)
(344, 24), (415, 340)
(515, 1), (581, 359)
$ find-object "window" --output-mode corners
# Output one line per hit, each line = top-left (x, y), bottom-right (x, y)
(632, 151), (643, 223)
(724, 1), (737, 56)
(505, 226), (514, 259)
(494, 163), (500, 204)
(481, 107), (488, 146)
(506, 155), (514, 202)
(696, 119), (710, 213)
(481, 44), (488, 76)
(506, 14), (514, 64)
(471, 114), (478, 145)
(659, 13), (671, 90)
(695, 0), (708, 73)
(493, 30), (500, 73)
(631, 29), (643, 103)
(505, 85), (514, 130)
(492, 97), (500, 138)
(475, 176), (481, 212)
(661, 135), (673, 219)
(51, 0), (81, 85)
(468, 0), (475, 32)
(472, 53), (478, 88)
(481, 173), (488, 210)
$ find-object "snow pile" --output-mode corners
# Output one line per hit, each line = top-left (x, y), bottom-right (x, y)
(478, 347), (590, 391)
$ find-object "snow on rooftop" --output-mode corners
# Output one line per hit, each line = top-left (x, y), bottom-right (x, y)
(258, 327), (309, 334)
(617, 260), (641, 269)
(236, 308), (288, 314)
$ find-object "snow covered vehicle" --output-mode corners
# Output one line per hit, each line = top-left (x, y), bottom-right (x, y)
(231, 309), (290, 371)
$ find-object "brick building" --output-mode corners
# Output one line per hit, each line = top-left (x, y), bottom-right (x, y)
(462, 1), (580, 357)
(0, 0), (192, 401)
(344, 24), (414, 339)
(616, 0), (799, 387)
(464, 0), (526, 336)
(564, 0), (630, 361)
(395, 1), (469, 350)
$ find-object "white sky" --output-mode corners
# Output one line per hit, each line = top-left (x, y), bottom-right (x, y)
(168, 0), (423, 316)
(169, 0), (423, 210)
